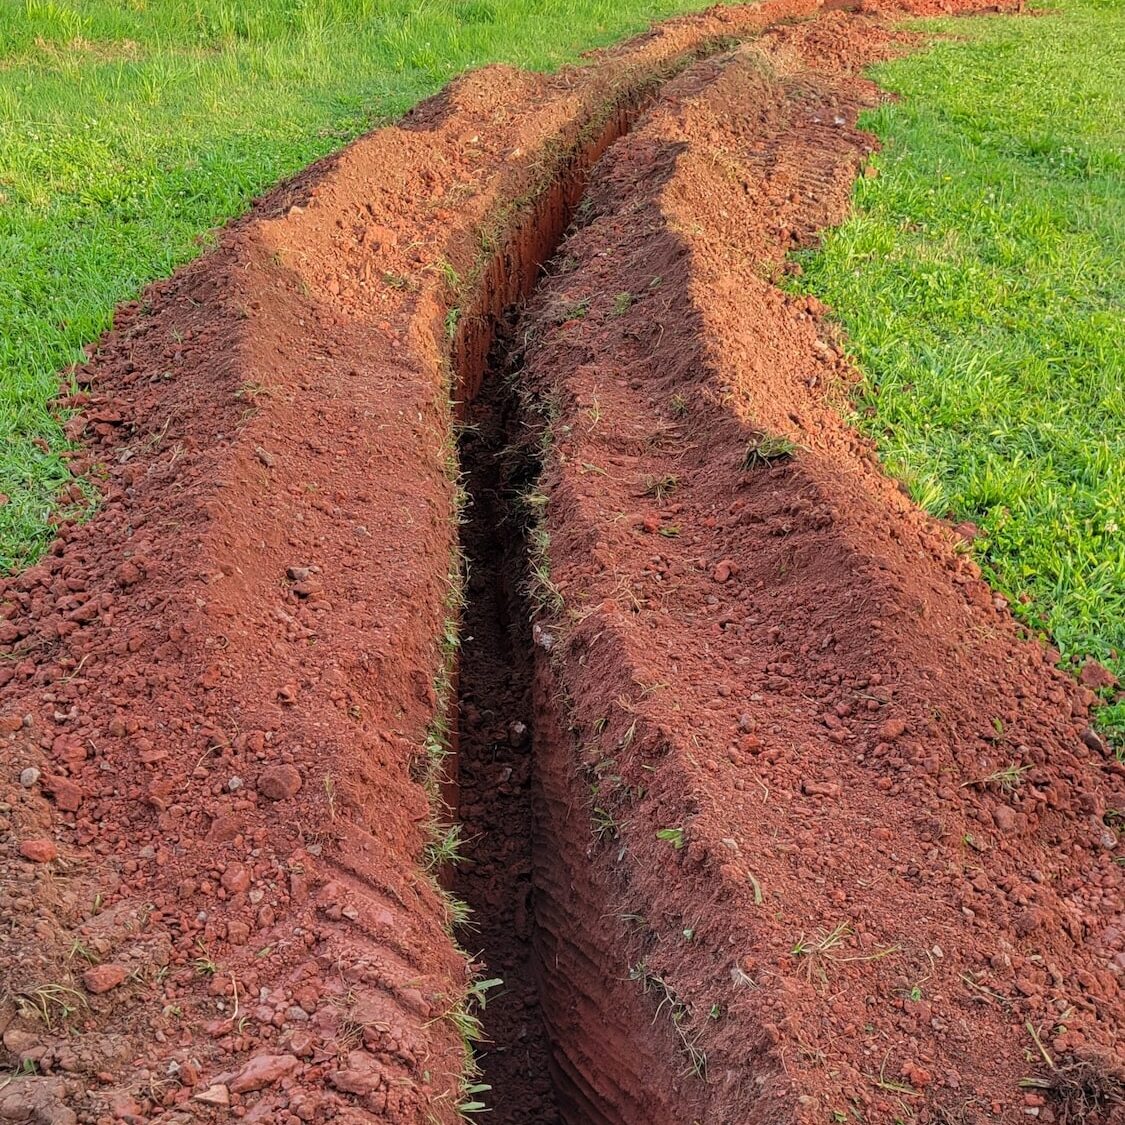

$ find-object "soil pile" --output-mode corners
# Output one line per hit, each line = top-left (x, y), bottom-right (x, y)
(516, 17), (1124, 1124)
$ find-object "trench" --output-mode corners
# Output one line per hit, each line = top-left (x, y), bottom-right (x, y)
(453, 354), (556, 1123)
(448, 121), (613, 1125)
(451, 365), (679, 1124)
(444, 83), (677, 1125)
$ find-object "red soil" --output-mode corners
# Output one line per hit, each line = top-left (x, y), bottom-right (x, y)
(518, 18), (1124, 1125)
(0, 2), (1120, 1124)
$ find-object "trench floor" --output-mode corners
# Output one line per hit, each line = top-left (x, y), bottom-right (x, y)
(452, 364), (560, 1124)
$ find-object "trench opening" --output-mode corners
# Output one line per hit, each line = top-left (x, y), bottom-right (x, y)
(443, 87), (646, 1125)
(452, 351), (555, 1122)
(438, 45), (752, 1116)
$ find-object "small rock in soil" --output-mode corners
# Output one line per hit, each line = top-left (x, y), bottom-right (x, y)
(43, 775), (83, 811)
(193, 1084), (231, 1107)
(991, 805), (1020, 835)
(1081, 727), (1107, 754)
(221, 864), (251, 893)
(19, 766), (40, 788)
(82, 963), (127, 994)
(712, 558), (738, 583)
(3, 1028), (41, 1055)
(19, 838), (58, 863)
(0, 1077), (77, 1125)
(802, 779), (841, 798)
(229, 1053), (300, 1093)
(258, 764), (302, 800)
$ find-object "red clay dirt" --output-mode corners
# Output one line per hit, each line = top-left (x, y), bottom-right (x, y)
(517, 17), (1124, 1125)
(0, 2), (1121, 1125)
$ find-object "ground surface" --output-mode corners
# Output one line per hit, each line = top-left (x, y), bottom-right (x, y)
(0, 1), (1121, 1124)
(793, 0), (1125, 744)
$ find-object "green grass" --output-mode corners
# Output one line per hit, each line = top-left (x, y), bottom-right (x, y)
(0, 0), (717, 572)
(793, 0), (1124, 743)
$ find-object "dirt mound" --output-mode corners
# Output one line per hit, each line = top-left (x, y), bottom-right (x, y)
(0, 1), (1120, 1123)
(516, 23), (1123, 1125)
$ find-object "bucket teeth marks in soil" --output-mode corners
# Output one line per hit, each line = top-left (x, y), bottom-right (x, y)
(518, 31), (1123, 1125)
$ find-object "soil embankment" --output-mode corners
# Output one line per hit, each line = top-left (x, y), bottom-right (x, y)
(514, 17), (1124, 1121)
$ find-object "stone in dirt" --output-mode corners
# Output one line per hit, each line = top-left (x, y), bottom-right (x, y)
(42, 775), (82, 811)
(712, 559), (738, 583)
(1082, 726), (1108, 753)
(257, 764), (302, 800)
(221, 863), (251, 893)
(3, 1028), (42, 1055)
(193, 1084), (231, 1107)
(229, 1053), (300, 1093)
(880, 717), (908, 740)
(329, 1049), (385, 1096)
(19, 838), (58, 863)
(82, 963), (127, 994)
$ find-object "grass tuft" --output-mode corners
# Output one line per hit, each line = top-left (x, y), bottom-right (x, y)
(741, 432), (797, 470)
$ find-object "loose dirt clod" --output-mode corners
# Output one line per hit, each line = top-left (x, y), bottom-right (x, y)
(0, 1), (1120, 1123)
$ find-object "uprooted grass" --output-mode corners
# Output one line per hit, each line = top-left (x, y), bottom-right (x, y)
(1031, 1061), (1125, 1124)
(792, 0), (1124, 745)
(0, 0), (720, 572)
(1022, 1022), (1125, 1123)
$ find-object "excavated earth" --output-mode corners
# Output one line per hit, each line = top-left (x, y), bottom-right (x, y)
(1, 3), (1122, 1124)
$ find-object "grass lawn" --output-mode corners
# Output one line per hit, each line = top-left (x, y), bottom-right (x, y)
(0, 0), (714, 572)
(792, 0), (1124, 743)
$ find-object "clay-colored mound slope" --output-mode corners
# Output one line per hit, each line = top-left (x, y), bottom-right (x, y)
(0, 2), (1120, 1124)
(518, 18), (1124, 1125)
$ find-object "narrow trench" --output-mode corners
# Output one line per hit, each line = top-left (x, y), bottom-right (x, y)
(452, 347), (557, 1123)
(444, 72), (698, 1123)
(444, 95), (641, 1125)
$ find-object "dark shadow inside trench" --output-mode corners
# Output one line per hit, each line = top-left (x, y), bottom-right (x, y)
(451, 348), (558, 1123)
(438, 89), (636, 1125)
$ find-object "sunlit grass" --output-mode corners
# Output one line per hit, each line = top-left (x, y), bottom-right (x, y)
(0, 0), (717, 569)
(794, 0), (1124, 741)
